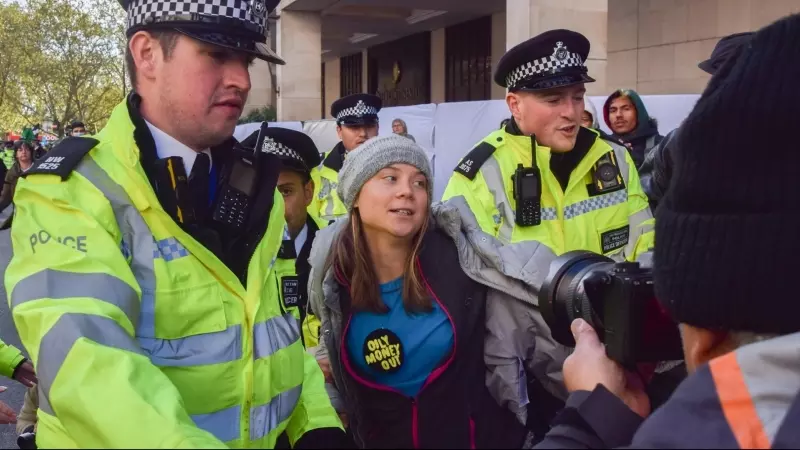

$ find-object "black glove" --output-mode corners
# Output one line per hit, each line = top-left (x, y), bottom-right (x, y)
(294, 427), (354, 449)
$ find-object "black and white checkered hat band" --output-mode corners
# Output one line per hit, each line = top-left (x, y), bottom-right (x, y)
(127, 0), (267, 34)
(505, 51), (584, 88)
(261, 138), (303, 163)
(336, 103), (378, 121)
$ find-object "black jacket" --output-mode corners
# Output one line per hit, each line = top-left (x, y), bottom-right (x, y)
(638, 128), (677, 211)
(610, 119), (664, 170)
(535, 334), (800, 449)
(296, 216), (321, 325)
(332, 228), (528, 449)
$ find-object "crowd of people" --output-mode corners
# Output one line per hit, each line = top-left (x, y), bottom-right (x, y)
(0, 121), (88, 226)
(0, 0), (797, 447)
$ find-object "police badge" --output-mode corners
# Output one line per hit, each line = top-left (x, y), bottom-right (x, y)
(553, 41), (568, 61)
(250, 0), (267, 18)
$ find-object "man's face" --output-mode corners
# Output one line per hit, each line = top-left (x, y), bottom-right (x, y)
(16, 146), (31, 164)
(337, 123), (378, 152)
(581, 111), (594, 129)
(507, 84), (585, 153)
(155, 35), (252, 149)
(608, 96), (638, 135)
(277, 170), (314, 238)
(71, 127), (86, 137)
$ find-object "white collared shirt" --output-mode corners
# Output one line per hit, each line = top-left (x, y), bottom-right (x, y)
(293, 223), (309, 256)
(145, 120), (212, 175)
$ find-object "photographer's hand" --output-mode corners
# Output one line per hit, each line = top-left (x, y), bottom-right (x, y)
(564, 319), (651, 418)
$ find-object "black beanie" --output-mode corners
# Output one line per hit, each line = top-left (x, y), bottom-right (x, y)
(654, 13), (800, 335)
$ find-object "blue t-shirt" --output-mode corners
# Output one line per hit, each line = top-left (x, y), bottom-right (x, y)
(346, 277), (454, 398)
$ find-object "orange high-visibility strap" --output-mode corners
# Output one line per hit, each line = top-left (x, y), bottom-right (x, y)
(709, 352), (771, 449)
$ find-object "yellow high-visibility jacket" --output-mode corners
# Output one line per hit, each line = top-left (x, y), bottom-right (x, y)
(0, 339), (24, 379)
(309, 144), (347, 223)
(4, 100), (341, 448)
(442, 127), (654, 259)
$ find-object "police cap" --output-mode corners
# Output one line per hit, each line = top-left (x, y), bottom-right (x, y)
(259, 127), (320, 176)
(117, 0), (284, 64)
(494, 29), (594, 91)
(331, 94), (382, 127)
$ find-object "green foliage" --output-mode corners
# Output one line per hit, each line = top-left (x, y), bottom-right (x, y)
(238, 106), (277, 124)
(0, 0), (126, 135)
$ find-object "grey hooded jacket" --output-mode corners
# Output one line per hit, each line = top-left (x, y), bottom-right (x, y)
(307, 196), (571, 425)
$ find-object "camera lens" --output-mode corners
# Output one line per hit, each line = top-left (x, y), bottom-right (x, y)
(540, 251), (615, 347)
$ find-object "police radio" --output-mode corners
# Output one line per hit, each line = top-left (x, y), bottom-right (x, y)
(513, 163), (542, 226)
(210, 123), (267, 232)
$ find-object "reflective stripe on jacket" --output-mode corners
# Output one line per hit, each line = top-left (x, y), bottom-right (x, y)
(310, 145), (347, 222)
(442, 127), (654, 260)
(4, 100), (341, 448)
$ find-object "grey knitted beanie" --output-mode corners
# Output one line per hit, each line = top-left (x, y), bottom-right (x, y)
(337, 135), (433, 211)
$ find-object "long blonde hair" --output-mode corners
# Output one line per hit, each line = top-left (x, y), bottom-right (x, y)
(330, 210), (431, 314)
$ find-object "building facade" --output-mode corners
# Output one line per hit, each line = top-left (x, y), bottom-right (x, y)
(244, 0), (800, 121)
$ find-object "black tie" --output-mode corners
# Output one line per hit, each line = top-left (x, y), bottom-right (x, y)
(188, 153), (211, 220)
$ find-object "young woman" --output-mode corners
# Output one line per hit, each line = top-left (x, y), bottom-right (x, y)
(0, 141), (35, 212)
(307, 135), (571, 449)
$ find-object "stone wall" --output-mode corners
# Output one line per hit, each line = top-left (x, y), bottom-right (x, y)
(608, 0), (800, 94)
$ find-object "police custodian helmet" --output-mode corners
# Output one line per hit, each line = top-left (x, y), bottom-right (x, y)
(118, 0), (284, 64)
(494, 29), (594, 91)
(331, 94), (382, 127)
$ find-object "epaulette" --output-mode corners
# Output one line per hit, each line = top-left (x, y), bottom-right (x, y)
(452, 141), (498, 180)
(23, 137), (98, 181)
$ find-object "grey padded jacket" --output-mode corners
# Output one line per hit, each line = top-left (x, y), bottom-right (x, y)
(307, 196), (572, 425)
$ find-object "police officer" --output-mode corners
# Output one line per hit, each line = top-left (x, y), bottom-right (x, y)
(442, 29), (654, 259)
(4, 0), (344, 447)
(311, 93), (381, 222)
(260, 127), (327, 348)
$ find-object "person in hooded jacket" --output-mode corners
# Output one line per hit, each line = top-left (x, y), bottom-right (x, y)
(604, 89), (663, 169)
(308, 135), (572, 448)
(533, 14), (800, 449)
(580, 99), (599, 130)
(582, 99), (624, 144)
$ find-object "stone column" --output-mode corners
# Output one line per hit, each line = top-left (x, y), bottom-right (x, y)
(361, 50), (369, 93)
(506, 0), (608, 95)
(323, 58), (341, 119)
(276, 8), (322, 121)
(429, 28), (446, 104)
(245, 59), (276, 115)
(490, 11), (507, 100)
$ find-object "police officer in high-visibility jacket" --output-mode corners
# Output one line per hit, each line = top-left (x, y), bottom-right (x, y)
(311, 94), (381, 222)
(259, 127), (327, 349)
(3, 0), (344, 447)
(442, 30), (654, 259)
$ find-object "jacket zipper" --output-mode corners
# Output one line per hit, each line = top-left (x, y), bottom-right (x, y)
(336, 259), (460, 449)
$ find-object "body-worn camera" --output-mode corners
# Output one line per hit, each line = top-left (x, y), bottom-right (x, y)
(540, 251), (683, 368)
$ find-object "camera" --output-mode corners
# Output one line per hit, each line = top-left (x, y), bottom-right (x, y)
(540, 251), (683, 368)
